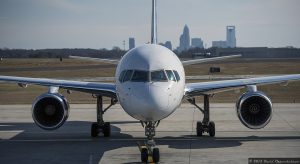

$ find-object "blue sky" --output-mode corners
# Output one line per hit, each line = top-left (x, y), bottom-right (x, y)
(0, 0), (300, 49)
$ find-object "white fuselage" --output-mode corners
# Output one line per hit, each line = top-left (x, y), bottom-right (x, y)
(116, 44), (185, 121)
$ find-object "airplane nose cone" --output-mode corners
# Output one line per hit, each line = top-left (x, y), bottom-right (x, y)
(148, 84), (169, 111)
(129, 83), (170, 121)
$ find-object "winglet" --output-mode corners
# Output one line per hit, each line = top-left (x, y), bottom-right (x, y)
(151, 0), (157, 44)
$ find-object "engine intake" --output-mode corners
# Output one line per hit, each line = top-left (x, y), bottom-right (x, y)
(32, 93), (69, 130)
(236, 91), (272, 129)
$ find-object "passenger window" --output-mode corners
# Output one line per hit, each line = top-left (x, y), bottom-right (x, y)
(166, 70), (176, 81)
(131, 70), (149, 82)
(119, 70), (126, 82)
(123, 70), (133, 82)
(173, 70), (180, 81)
(151, 70), (167, 82)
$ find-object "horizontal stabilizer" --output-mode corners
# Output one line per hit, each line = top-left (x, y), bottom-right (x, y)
(182, 54), (241, 66)
(69, 56), (119, 65)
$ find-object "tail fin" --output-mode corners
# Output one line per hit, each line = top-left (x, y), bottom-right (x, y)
(151, 0), (157, 44)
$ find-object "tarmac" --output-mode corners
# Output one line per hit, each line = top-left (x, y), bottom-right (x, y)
(0, 103), (300, 164)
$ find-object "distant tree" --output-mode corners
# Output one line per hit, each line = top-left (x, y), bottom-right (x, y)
(112, 46), (121, 51)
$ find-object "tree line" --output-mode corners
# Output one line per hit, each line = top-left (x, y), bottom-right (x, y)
(0, 47), (127, 59)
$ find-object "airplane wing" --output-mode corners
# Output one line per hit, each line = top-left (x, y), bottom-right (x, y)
(69, 56), (119, 65)
(185, 74), (300, 97)
(182, 54), (241, 66)
(0, 76), (117, 98)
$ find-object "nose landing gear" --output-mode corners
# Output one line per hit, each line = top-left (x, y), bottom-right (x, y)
(139, 121), (160, 163)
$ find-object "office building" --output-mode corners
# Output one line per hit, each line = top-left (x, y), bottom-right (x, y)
(129, 37), (135, 50)
(212, 26), (237, 48)
(212, 41), (227, 48)
(164, 41), (172, 50)
(159, 41), (172, 50)
(226, 26), (236, 48)
(191, 38), (204, 48)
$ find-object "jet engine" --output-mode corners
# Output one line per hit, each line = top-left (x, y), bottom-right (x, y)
(236, 91), (272, 129)
(32, 93), (69, 130)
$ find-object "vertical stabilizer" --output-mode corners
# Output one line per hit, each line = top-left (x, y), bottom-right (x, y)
(151, 0), (157, 44)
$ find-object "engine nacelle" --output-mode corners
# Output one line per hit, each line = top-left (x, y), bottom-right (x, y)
(32, 93), (69, 130)
(236, 91), (272, 129)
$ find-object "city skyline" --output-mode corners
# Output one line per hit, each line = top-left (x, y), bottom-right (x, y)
(0, 0), (300, 49)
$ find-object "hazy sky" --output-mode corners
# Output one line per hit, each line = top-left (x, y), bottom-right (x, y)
(1, 0), (300, 49)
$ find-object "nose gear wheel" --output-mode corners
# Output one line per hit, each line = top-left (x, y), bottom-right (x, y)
(139, 121), (160, 163)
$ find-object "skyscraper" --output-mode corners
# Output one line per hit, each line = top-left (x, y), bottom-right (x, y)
(191, 38), (204, 48)
(178, 25), (190, 52)
(212, 26), (237, 48)
(226, 26), (236, 48)
(129, 37), (135, 50)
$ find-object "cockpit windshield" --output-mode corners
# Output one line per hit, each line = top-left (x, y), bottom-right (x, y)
(131, 70), (149, 82)
(122, 70), (133, 82)
(166, 70), (176, 81)
(119, 69), (180, 83)
(151, 70), (167, 82)
(173, 70), (180, 81)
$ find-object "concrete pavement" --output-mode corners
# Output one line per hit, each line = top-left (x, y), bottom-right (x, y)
(0, 103), (299, 164)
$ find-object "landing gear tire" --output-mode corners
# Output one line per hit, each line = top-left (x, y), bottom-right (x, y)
(189, 95), (216, 138)
(103, 122), (111, 137)
(208, 121), (215, 137)
(91, 122), (111, 137)
(91, 123), (99, 137)
(152, 148), (160, 163)
(196, 121), (203, 136)
(141, 148), (148, 163)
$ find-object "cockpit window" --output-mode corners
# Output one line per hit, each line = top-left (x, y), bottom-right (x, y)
(166, 70), (176, 81)
(119, 70), (126, 82)
(151, 70), (167, 82)
(173, 70), (180, 81)
(120, 69), (176, 83)
(131, 70), (149, 82)
(123, 70), (133, 82)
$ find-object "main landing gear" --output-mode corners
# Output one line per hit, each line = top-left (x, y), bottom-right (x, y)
(91, 96), (117, 137)
(188, 95), (216, 137)
(139, 121), (160, 163)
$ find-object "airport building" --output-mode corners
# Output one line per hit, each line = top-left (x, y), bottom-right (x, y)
(191, 38), (204, 48)
(129, 38), (135, 50)
(187, 47), (300, 58)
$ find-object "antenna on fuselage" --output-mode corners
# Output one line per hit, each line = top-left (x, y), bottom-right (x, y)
(151, 0), (157, 44)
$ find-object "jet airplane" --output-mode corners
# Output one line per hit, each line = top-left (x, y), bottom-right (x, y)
(1, 0), (300, 162)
